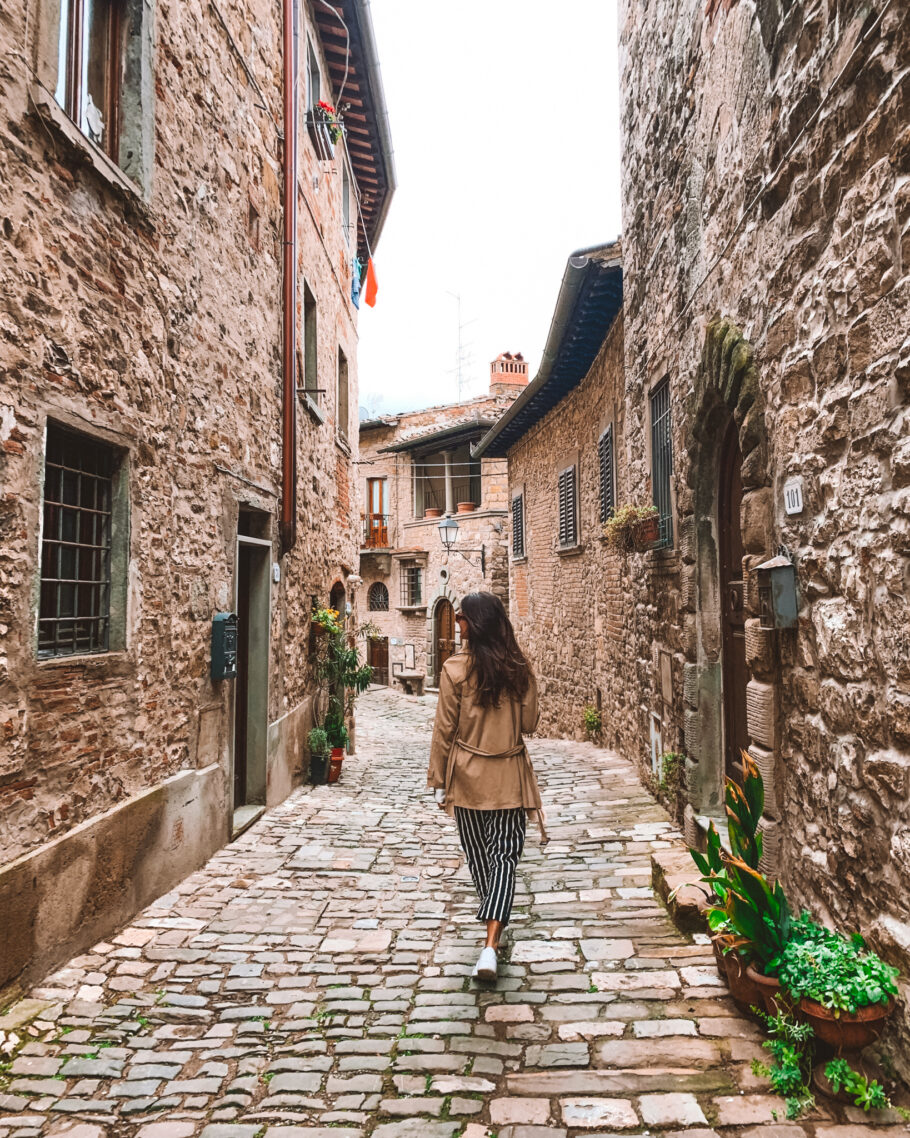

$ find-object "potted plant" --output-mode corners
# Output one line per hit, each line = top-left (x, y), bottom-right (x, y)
(424, 507), (442, 518)
(456, 501), (477, 513)
(307, 726), (329, 785)
(776, 926), (899, 1052)
(602, 504), (660, 551)
(582, 705), (602, 742)
(307, 99), (343, 159)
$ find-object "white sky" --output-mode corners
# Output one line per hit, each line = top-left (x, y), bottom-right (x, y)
(356, 0), (622, 418)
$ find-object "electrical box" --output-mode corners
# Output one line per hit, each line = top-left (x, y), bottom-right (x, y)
(211, 612), (239, 680)
(756, 554), (798, 630)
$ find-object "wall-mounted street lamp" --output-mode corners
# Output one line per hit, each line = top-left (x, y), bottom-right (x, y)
(438, 515), (485, 575)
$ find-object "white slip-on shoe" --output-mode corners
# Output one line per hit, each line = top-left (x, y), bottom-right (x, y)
(472, 946), (498, 982)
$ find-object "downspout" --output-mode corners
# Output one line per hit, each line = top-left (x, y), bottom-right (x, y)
(280, 0), (298, 553)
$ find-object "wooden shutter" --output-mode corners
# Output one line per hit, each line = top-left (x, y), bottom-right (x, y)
(558, 466), (577, 547)
(598, 426), (615, 523)
(512, 494), (524, 558)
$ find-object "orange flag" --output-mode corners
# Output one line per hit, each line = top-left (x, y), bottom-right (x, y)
(364, 258), (378, 308)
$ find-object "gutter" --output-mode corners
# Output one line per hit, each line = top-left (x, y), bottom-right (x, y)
(280, 0), (298, 553)
(473, 241), (620, 459)
(355, 0), (397, 248)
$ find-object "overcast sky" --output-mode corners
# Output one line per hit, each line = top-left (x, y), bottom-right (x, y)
(356, 1), (622, 418)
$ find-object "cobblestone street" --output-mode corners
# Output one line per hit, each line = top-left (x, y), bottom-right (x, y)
(1, 688), (905, 1137)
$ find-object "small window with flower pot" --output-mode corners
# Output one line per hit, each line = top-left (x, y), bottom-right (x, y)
(412, 444), (480, 518)
(305, 39), (341, 160)
(602, 504), (660, 552)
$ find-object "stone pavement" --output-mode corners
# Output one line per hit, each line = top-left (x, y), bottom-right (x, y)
(1, 687), (905, 1138)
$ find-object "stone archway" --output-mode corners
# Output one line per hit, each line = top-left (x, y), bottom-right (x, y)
(425, 579), (461, 687)
(681, 318), (779, 867)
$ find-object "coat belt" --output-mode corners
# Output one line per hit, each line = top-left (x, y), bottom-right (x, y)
(444, 738), (548, 843)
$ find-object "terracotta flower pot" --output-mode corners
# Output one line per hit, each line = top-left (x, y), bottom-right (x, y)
(633, 514), (660, 548)
(424, 508), (443, 518)
(327, 756), (343, 783)
(798, 997), (893, 1053)
(330, 746), (345, 760)
(724, 953), (766, 1018)
(310, 753), (329, 785)
(456, 501), (477, 513)
(711, 934), (732, 988)
(745, 963), (788, 1016)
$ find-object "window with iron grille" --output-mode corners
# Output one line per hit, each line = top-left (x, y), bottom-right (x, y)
(650, 379), (674, 547)
(399, 563), (423, 607)
(598, 426), (615, 524)
(368, 581), (389, 611)
(557, 465), (577, 548)
(512, 492), (525, 559)
(39, 424), (120, 657)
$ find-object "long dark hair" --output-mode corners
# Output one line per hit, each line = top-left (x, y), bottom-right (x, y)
(459, 592), (531, 708)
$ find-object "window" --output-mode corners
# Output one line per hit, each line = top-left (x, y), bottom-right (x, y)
(598, 425), (615, 523)
(54, 0), (126, 163)
(412, 443), (481, 516)
(306, 38), (320, 110)
(650, 378), (674, 547)
(39, 423), (125, 657)
(512, 492), (525, 559)
(399, 562), (423, 607)
(337, 347), (349, 444)
(364, 478), (388, 547)
(368, 582), (389, 612)
(557, 465), (577, 548)
(303, 283), (318, 403)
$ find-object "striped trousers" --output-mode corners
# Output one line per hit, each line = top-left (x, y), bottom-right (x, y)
(455, 806), (526, 924)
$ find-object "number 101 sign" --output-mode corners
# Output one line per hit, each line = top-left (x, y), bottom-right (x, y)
(783, 477), (804, 516)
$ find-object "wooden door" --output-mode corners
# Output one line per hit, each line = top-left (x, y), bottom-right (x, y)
(234, 545), (251, 808)
(436, 599), (456, 673)
(368, 636), (389, 686)
(719, 419), (749, 782)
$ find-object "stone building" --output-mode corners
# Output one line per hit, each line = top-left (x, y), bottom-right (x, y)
(357, 357), (527, 688)
(481, 0), (910, 1050)
(0, 0), (394, 990)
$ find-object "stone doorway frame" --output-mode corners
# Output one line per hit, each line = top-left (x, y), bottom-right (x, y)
(425, 581), (461, 687)
(681, 319), (779, 867)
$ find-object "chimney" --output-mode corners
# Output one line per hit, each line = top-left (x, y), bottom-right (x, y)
(489, 351), (529, 397)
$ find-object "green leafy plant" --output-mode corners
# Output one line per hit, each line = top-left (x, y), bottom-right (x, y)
(307, 726), (328, 755)
(719, 856), (792, 972)
(726, 751), (764, 869)
(777, 933), (899, 1014)
(659, 751), (684, 793)
(602, 503), (659, 549)
(324, 714), (349, 750)
(824, 1058), (891, 1111)
(582, 705), (602, 740)
(751, 1009), (815, 1119)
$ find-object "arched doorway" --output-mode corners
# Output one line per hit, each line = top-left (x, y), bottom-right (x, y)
(718, 417), (749, 783)
(435, 599), (456, 674)
(329, 580), (346, 623)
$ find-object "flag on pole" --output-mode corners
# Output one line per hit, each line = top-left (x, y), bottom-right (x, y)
(364, 258), (378, 308)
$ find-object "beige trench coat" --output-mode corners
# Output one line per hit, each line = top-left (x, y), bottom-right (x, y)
(427, 650), (546, 837)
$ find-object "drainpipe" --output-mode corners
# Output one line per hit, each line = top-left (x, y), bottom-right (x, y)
(280, 0), (298, 554)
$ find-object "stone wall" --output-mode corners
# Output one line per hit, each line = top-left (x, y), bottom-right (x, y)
(0, 0), (366, 988)
(619, 0), (910, 1044)
(507, 318), (657, 753)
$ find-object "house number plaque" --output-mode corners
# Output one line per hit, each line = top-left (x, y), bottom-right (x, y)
(783, 477), (804, 515)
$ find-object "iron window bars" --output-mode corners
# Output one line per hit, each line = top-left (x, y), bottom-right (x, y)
(598, 425), (616, 524)
(39, 424), (114, 657)
(557, 465), (578, 548)
(650, 378), (674, 548)
(368, 581), (389, 611)
(399, 563), (423, 607)
(512, 493), (525, 558)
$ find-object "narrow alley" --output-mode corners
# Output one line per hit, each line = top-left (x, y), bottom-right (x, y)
(1, 689), (904, 1138)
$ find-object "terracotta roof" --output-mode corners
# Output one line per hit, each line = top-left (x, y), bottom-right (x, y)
(377, 418), (498, 454)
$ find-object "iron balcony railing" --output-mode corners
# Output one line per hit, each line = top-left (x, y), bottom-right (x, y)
(362, 513), (390, 548)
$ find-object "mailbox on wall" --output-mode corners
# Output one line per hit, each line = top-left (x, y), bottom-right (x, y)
(756, 554), (798, 630)
(211, 612), (239, 680)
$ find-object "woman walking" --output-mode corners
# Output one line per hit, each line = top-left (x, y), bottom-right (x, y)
(427, 592), (546, 982)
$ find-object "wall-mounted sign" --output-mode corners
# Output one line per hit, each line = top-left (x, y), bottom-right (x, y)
(783, 477), (804, 515)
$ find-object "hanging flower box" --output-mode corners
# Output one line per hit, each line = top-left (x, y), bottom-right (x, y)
(602, 504), (660, 552)
(307, 101), (342, 161)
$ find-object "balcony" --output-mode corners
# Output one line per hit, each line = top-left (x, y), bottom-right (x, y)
(362, 514), (390, 549)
